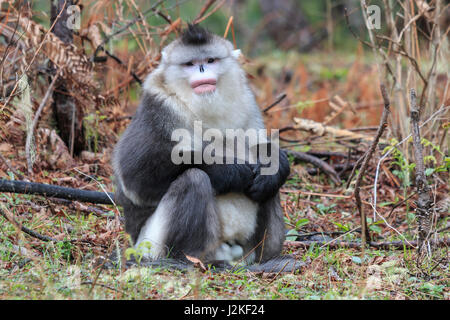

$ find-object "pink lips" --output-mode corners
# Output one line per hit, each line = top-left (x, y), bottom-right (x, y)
(191, 79), (217, 94)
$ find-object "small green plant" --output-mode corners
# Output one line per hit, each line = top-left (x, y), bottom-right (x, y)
(420, 138), (450, 175)
(56, 240), (74, 261)
(315, 203), (337, 215)
(125, 241), (152, 264)
(383, 139), (415, 188)
(84, 111), (107, 153)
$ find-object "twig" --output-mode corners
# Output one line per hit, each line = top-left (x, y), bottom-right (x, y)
(0, 205), (104, 248)
(0, 206), (58, 242)
(2, 2), (66, 113)
(285, 150), (341, 185)
(193, 0), (226, 24)
(263, 93), (287, 113)
(0, 152), (24, 180)
(193, 0), (216, 24)
(92, 0), (165, 60)
(80, 281), (124, 294)
(284, 238), (449, 250)
(410, 88), (434, 257)
(345, 151), (367, 189)
(386, 192), (417, 218)
(25, 73), (59, 175)
(354, 84), (390, 248)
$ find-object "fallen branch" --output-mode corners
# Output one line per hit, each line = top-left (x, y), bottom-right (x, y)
(284, 238), (450, 250)
(0, 179), (114, 205)
(285, 150), (341, 185)
(292, 117), (386, 143)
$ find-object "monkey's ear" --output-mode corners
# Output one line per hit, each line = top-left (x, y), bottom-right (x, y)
(231, 49), (241, 59)
(161, 50), (167, 62)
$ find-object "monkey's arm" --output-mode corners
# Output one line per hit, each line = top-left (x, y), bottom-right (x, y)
(245, 146), (290, 202)
(196, 161), (255, 195)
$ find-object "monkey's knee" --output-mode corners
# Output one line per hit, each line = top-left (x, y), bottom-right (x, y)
(168, 168), (213, 197)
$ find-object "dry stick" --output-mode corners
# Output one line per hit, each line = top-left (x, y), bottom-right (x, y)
(0, 207), (58, 242)
(354, 84), (390, 249)
(2, 2), (66, 111)
(372, 105), (448, 217)
(0, 206), (103, 248)
(285, 150), (341, 185)
(193, 0), (226, 24)
(263, 93), (287, 113)
(0, 152), (24, 180)
(25, 73), (59, 175)
(285, 239), (450, 250)
(345, 150), (367, 189)
(193, 0), (217, 24)
(410, 89), (433, 257)
(92, 0), (165, 60)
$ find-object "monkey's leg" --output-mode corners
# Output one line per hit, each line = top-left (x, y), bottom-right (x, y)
(246, 193), (286, 263)
(135, 168), (221, 260)
(115, 186), (156, 244)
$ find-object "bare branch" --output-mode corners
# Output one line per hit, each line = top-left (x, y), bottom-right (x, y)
(354, 84), (391, 248)
(410, 88), (434, 257)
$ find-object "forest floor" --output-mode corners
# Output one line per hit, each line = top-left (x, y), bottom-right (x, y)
(0, 50), (448, 300)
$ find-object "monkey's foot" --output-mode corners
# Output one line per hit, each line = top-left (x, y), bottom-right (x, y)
(214, 242), (244, 262)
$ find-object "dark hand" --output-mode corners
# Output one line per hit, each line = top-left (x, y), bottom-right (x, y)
(245, 149), (290, 202)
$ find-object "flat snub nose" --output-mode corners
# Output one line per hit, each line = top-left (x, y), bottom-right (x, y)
(199, 65), (204, 73)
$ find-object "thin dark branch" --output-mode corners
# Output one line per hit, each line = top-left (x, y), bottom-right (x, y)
(101, 49), (142, 85)
(345, 151), (367, 189)
(0, 179), (114, 205)
(0, 208), (58, 242)
(263, 93), (287, 113)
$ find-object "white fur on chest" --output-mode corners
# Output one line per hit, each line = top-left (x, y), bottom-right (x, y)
(215, 193), (258, 243)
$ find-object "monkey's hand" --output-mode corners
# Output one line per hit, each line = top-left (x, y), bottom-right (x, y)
(245, 149), (290, 202)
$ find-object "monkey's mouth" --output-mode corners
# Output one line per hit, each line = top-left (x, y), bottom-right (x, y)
(191, 79), (217, 94)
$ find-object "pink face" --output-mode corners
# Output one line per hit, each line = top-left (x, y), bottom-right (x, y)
(183, 58), (219, 95)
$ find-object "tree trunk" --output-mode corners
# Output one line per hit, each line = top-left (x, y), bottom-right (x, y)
(50, 0), (85, 155)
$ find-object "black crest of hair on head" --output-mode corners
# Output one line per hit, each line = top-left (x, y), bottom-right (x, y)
(181, 24), (212, 46)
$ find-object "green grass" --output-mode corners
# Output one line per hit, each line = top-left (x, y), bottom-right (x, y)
(0, 191), (448, 300)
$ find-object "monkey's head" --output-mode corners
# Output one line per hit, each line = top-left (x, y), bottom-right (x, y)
(153, 24), (243, 100)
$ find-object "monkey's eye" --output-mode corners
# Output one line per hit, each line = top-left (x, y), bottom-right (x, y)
(184, 61), (194, 66)
(207, 58), (215, 64)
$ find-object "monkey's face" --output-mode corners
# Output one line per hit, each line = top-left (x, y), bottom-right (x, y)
(160, 36), (241, 99)
(181, 58), (220, 95)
